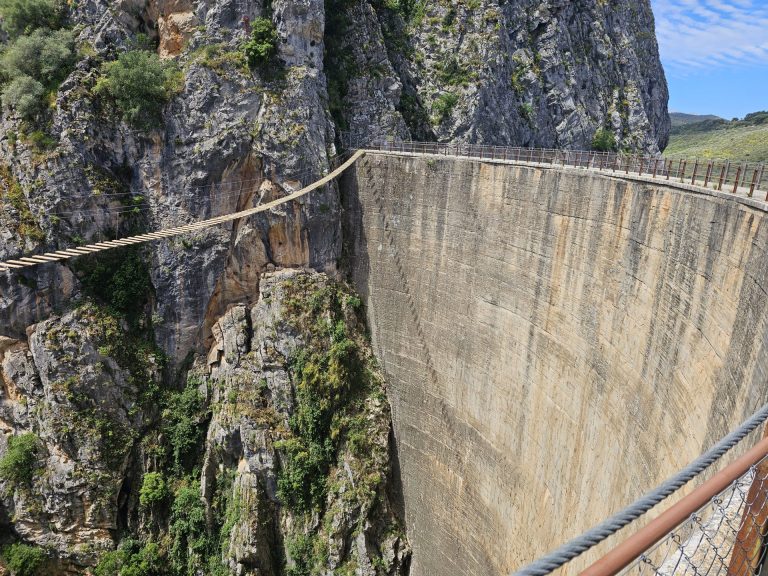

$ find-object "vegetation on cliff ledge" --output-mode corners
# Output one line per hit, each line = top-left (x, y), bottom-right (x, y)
(95, 48), (183, 129)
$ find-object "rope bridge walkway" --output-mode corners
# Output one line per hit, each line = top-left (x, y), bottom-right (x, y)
(2, 142), (766, 273)
(0, 150), (364, 273)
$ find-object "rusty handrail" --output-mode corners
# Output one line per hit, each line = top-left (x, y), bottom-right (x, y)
(579, 435), (768, 576)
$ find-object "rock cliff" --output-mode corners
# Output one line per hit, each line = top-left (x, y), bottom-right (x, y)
(0, 0), (668, 574)
(329, 0), (669, 152)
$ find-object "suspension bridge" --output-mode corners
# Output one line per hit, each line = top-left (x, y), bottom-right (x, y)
(2, 142), (768, 576)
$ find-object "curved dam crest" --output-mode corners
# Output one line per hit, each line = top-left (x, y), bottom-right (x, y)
(342, 153), (768, 576)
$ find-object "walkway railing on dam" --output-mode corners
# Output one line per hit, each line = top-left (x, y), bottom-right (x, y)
(361, 140), (767, 200)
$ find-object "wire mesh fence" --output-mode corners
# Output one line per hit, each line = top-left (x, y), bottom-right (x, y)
(620, 455), (768, 576)
(343, 136), (768, 200)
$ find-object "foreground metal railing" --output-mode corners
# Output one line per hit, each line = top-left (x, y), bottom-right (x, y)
(356, 139), (767, 200)
(585, 436), (768, 576)
(619, 456), (768, 576)
(510, 405), (768, 576)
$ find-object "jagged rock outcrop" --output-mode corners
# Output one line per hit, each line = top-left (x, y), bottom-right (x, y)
(201, 270), (409, 576)
(0, 304), (157, 571)
(0, 0), (341, 364)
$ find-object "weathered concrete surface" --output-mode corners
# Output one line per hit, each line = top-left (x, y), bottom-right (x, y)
(343, 153), (768, 576)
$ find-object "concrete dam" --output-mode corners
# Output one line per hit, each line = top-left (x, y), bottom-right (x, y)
(342, 153), (768, 576)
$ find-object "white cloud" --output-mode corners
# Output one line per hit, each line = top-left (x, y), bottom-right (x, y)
(652, 0), (768, 74)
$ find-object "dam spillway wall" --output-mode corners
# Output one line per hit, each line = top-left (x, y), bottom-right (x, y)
(342, 153), (768, 576)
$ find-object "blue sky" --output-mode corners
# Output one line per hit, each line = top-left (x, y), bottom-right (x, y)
(650, 0), (768, 118)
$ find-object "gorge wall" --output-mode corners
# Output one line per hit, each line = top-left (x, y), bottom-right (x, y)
(344, 153), (768, 576)
(0, 0), (671, 573)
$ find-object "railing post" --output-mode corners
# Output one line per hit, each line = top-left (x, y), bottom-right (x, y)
(652, 158), (659, 178)
(719, 161), (729, 191)
(704, 162), (713, 188)
(726, 425), (768, 576)
(733, 165), (743, 194)
(691, 159), (699, 186)
(748, 168), (759, 198)
(680, 160), (687, 183)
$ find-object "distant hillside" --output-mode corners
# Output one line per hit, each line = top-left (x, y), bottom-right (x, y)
(670, 112), (722, 127)
(665, 111), (768, 162)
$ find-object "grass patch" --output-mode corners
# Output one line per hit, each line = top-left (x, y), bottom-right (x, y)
(189, 43), (248, 75)
(0, 164), (44, 242)
(433, 92), (458, 123)
(665, 123), (768, 162)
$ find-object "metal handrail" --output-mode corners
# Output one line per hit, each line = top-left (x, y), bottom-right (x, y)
(347, 137), (767, 200)
(581, 435), (768, 576)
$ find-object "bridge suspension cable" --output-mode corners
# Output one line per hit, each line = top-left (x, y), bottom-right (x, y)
(0, 150), (364, 272)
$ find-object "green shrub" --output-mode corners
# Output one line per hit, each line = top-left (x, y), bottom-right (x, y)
(93, 540), (166, 576)
(286, 534), (325, 576)
(592, 127), (616, 151)
(0, 433), (40, 489)
(436, 56), (474, 86)
(169, 480), (209, 574)
(94, 50), (183, 128)
(518, 103), (535, 123)
(139, 472), (168, 508)
(433, 92), (458, 122)
(243, 17), (279, 70)
(276, 280), (367, 513)
(2, 75), (45, 120)
(1, 28), (76, 86)
(1, 543), (46, 576)
(26, 130), (56, 152)
(77, 247), (152, 319)
(0, 0), (64, 38)
(0, 28), (76, 121)
(161, 380), (209, 474)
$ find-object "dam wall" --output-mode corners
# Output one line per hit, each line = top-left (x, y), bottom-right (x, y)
(342, 153), (768, 576)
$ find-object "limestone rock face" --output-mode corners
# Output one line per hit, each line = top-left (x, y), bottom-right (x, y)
(201, 270), (410, 576)
(0, 0), (667, 356)
(0, 305), (153, 569)
(330, 0), (669, 152)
